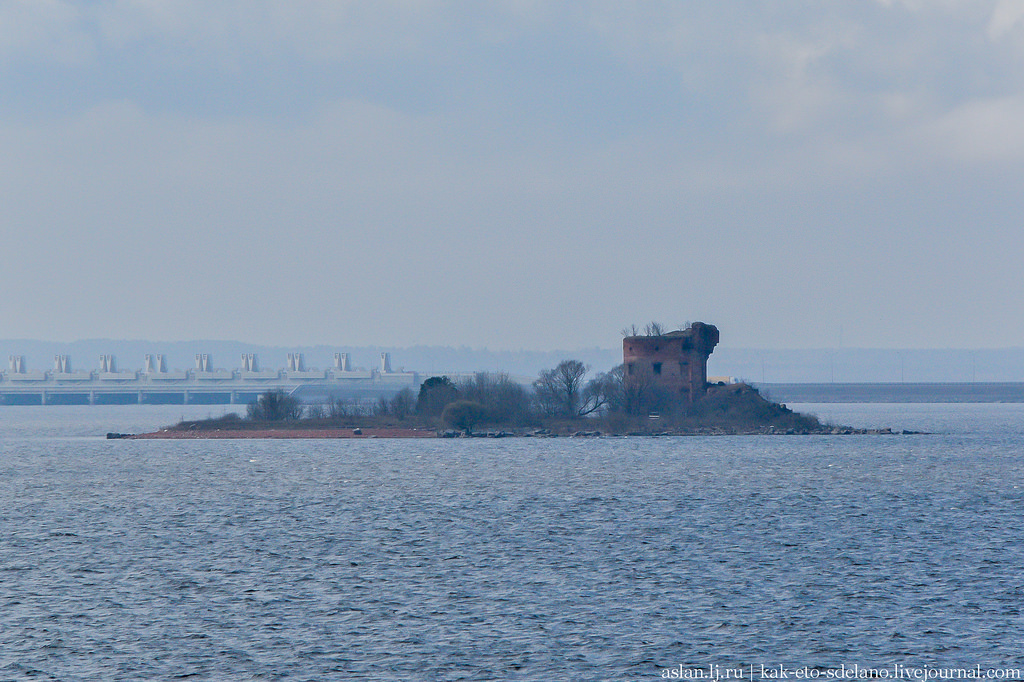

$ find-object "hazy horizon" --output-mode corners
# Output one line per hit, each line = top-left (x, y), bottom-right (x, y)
(3, 3), (1023, 349)
(4, 337), (1024, 384)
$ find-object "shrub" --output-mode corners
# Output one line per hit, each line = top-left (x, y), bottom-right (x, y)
(441, 400), (487, 434)
(417, 376), (460, 416)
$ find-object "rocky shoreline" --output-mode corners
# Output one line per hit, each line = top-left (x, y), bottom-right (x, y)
(111, 426), (915, 440)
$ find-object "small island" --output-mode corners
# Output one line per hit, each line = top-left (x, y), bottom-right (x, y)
(121, 323), (891, 439)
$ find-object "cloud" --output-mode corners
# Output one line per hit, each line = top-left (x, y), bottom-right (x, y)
(0, 0), (91, 64)
(989, 0), (1024, 39)
(918, 95), (1024, 161)
(92, 0), (449, 62)
(3, 2), (1024, 347)
(0, 0), (452, 74)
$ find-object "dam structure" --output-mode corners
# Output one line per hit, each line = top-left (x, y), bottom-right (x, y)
(0, 352), (452, 405)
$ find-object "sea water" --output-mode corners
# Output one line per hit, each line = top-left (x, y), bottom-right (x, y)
(0, 404), (1022, 680)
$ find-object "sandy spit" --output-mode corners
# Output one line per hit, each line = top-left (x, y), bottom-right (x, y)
(129, 428), (437, 439)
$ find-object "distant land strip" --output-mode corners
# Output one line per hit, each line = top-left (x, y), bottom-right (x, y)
(758, 382), (1024, 403)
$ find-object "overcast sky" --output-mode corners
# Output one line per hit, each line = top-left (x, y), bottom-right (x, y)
(2, 1), (1023, 350)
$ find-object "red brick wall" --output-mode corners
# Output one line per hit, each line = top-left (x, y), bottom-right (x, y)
(622, 322), (719, 404)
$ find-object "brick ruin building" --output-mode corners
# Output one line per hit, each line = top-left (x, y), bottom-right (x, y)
(622, 322), (720, 405)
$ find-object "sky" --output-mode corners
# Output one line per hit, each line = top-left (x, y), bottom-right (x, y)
(2, 1), (1023, 351)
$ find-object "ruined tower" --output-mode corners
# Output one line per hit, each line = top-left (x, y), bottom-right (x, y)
(622, 322), (720, 405)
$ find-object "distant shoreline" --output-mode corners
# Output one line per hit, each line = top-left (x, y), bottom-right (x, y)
(757, 382), (1024, 403)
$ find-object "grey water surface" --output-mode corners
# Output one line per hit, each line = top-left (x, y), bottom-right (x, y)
(0, 404), (1022, 680)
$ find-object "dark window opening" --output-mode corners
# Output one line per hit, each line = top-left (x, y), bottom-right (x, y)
(653, 362), (662, 375)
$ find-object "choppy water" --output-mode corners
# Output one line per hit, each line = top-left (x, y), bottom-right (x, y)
(1, 404), (1023, 680)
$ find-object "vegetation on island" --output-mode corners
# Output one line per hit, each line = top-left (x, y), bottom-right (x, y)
(169, 361), (841, 437)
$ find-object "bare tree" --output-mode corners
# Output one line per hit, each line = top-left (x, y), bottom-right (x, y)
(621, 324), (640, 337)
(534, 360), (589, 417)
(578, 370), (618, 416)
(247, 390), (303, 421)
(389, 387), (415, 420)
(458, 372), (530, 425)
(644, 321), (666, 336)
(329, 396), (359, 418)
(622, 363), (659, 415)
